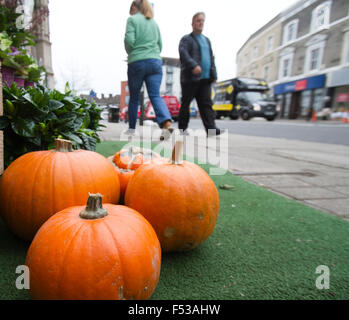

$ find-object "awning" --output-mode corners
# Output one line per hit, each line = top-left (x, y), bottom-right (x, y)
(327, 68), (349, 87)
(273, 74), (326, 95)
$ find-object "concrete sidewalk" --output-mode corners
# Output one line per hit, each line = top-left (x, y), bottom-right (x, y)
(99, 120), (349, 222)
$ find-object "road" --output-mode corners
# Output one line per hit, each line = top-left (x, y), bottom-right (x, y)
(186, 118), (349, 146)
(99, 120), (349, 222)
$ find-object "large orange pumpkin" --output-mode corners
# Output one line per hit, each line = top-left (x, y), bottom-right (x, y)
(125, 141), (220, 252)
(25, 193), (161, 300)
(0, 139), (120, 241)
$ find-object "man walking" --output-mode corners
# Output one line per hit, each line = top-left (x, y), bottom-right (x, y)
(178, 12), (222, 136)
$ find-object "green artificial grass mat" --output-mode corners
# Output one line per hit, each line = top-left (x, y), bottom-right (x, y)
(0, 140), (348, 300)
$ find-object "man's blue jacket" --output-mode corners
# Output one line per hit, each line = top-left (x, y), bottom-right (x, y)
(178, 32), (217, 84)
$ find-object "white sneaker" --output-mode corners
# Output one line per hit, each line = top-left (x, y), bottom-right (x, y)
(121, 129), (136, 136)
(160, 127), (174, 141)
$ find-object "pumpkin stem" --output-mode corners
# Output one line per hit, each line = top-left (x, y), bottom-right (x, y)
(55, 138), (73, 152)
(171, 141), (184, 165)
(79, 193), (108, 220)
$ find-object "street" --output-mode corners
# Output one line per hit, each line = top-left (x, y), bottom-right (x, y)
(99, 119), (349, 222)
(188, 118), (349, 146)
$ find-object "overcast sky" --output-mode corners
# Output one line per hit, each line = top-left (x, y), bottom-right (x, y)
(48, 0), (299, 96)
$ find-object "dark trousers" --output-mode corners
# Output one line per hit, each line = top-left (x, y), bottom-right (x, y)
(178, 79), (217, 132)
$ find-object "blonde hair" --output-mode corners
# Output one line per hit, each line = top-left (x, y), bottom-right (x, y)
(130, 0), (154, 19)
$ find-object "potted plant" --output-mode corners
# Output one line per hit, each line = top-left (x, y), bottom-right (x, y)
(0, 31), (15, 85)
(25, 62), (45, 86)
(0, 1), (35, 86)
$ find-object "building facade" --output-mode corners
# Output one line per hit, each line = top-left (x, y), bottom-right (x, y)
(24, 0), (54, 89)
(120, 81), (130, 111)
(237, 14), (283, 83)
(236, 0), (349, 119)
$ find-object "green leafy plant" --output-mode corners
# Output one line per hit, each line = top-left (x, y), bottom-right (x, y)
(0, 2), (40, 82)
(0, 3), (35, 48)
(26, 63), (45, 82)
(0, 31), (12, 58)
(0, 82), (105, 168)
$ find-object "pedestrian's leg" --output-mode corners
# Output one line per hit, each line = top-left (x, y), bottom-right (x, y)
(144, 59), (172, 127)
(178, 82), (197, 132)
(127, 61), (146, 129)
(195, 80), (217, 133)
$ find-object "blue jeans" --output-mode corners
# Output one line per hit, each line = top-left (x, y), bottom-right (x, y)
(127, 58), (172, 129)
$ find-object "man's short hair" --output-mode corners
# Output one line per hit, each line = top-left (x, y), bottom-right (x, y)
(192, 12), (205, 24)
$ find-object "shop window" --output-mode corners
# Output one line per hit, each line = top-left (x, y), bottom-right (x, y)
(311, 1), (331, 33)
(283, 20), (298, 45)
(283, 93), (292, 118)
(301, 90), (311, 116)
(313, 88), (325, 111)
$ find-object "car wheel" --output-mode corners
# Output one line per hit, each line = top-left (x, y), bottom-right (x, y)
(229, 115), (239, 120)
(241, 111), (250, 121)
(266, 116), (275, 121)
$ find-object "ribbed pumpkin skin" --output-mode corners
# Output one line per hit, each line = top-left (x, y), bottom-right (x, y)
(0, 150), (120, 241)
(25, 204), (161, 300)
(108, 155), (135, 202)
(115, 168), (134, 199)
(125, 161), (220, 252)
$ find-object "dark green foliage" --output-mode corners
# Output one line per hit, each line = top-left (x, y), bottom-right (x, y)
(0, 82), (105, 168)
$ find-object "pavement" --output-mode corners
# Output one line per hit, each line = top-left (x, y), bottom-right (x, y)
(99, 119), (349, 223)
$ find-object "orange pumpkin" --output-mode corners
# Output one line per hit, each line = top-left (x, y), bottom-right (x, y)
(109, 147), (164, 203)
(113, 146), (161, 170)
(125, 141), (220, 252)
(25, 193), (161, 300)
(109, 160), (135, 203)
(0, 139), (120, 241)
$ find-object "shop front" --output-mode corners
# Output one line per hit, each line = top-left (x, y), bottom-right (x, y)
(273, 74), (326, 119)
(327, 67), (349, 112)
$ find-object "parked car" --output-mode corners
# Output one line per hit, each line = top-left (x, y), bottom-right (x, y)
(146, 95), (181, 122)
(100, 110), (109, 120)
(120, 107), (141, 123)
(108, 106), (120, 123)
(162, 95), (181, 121)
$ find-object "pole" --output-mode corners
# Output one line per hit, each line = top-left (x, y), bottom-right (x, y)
(140, 85), (144, 126)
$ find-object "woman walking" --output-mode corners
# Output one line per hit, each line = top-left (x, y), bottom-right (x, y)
(124, 0), (173, 140)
